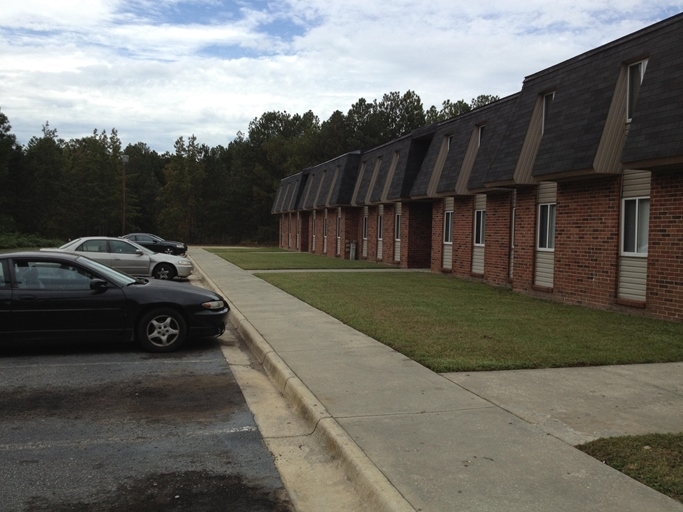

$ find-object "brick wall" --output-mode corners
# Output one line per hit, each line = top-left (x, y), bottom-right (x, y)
(341, 207), (359, 260)
(647, 170), (683, 320)
(405, 202), (433, 268)
(284, 213), (293, 249)
(453, 197), (474, 277)
(511, 187), (537, 291)
(553, 177), (621, 306)
(431, 200), (445, 272)
(366, 206), (378, 261)
(484, 192), (513, 286)
(299, 212), (310, 252)
(310, 210), (324, 254)
(385, 204), (397, 264)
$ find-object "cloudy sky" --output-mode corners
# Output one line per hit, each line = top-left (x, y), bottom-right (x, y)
(1, 1), (681, 153)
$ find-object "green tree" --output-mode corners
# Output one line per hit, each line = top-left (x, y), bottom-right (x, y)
(345, 97), (385, 149)
(346, 91), (427, 148)
(197, 144), (235, 243)
(0, 108), (23, 232)
(157, 135), (205, 241)
(122, 142), (166, 234)
(19, 123), (67, 237)
(425, 99), (472, 124)
(62, 129), (123, 237)
(470, 94), (500, 109)
(375, 90), (426, 140)
(425, 95), (499, 125)
(317, 110), (350, 159)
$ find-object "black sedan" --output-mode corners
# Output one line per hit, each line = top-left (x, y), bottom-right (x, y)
(122, 233), (187, 255)
(0, 251), (229, 353)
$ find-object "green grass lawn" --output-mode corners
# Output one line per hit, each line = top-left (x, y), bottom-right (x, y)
(254, 271), (683, 372)
(209, 248), (395, 270)
(578, 433), (683, 504)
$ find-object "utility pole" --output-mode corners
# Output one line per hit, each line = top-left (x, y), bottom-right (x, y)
(121, 155), (129, 234)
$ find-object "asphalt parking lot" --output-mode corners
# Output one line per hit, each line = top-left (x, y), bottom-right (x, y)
(0, 338), (293, 512)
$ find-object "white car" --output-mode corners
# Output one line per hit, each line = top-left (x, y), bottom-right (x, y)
(44, 237), (194, 280)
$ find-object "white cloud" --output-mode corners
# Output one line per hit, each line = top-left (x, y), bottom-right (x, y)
(0, 0), (681, 152)
(3, 0), (117, 28)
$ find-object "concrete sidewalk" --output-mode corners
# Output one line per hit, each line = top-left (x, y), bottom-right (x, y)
(189, 248), (683, 512)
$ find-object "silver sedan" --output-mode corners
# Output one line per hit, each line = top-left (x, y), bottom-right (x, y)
(46, 237), (194, 280)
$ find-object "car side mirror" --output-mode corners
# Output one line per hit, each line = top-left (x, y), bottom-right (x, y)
(90, 279), (108, 290)
(136, 249), (143, 255)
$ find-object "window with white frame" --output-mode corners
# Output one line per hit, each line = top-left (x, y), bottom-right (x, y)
(336, 214), (341, 239)
(474, 210), (486, 246)
(363, 215), (368, 240)
(538, 203), (556, 250)
(394, 213), (401, 241)
(627, 60), (648, 122)
(622, 197), (649, 255)
(444, 210), (453, 244)
(377, 214), (383, 240)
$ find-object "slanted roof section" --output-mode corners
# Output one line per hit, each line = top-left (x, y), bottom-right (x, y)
(325, 152), (362, 207)
(351, 143), (394, 206)
(410, 118), (458, 198)
(622, 14), (683, 171)
(486, 12), (683, 185)
(467, 95), (519, 191)
(356, 133), (429, 205)
(384, 133), (433, 202)
(276, 152), (362, 212)
(410, 95), (518, 197)
(271, 171), (308, 214)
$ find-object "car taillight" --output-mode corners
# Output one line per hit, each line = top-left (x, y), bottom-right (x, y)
(201, 300), (225, 310)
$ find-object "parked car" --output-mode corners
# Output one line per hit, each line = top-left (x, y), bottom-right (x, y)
(46, 237), (193, 280)
(0, 251), (229, 352)
(122, 233), (187, 255)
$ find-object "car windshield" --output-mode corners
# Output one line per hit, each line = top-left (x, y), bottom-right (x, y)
(75, 255), (137, 286)
(59, 238), (81, 249)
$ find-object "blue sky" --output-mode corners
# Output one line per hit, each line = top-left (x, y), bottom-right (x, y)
(1, 1), (682, 152)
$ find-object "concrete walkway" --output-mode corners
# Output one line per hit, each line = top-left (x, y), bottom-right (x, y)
(189, 248), (683, 512)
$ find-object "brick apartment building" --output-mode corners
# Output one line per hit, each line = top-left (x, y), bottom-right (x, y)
(272, 13), (683, 322)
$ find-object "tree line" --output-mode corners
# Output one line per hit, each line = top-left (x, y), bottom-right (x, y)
(0, 91), (498, 245)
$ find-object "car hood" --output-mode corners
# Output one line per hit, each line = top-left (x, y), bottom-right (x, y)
(124, 278), (225, 302)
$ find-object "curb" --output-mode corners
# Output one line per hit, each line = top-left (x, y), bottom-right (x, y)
(191, 257), (415, 512)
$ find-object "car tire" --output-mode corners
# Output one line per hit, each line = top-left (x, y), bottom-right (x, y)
(153, 263), (176, 280)
(137, 308), (187, 352)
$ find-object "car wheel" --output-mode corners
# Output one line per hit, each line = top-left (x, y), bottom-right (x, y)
(164, 247), (174, 254)
(153, 263), (177, 280)
(137, 308), (187, 352)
